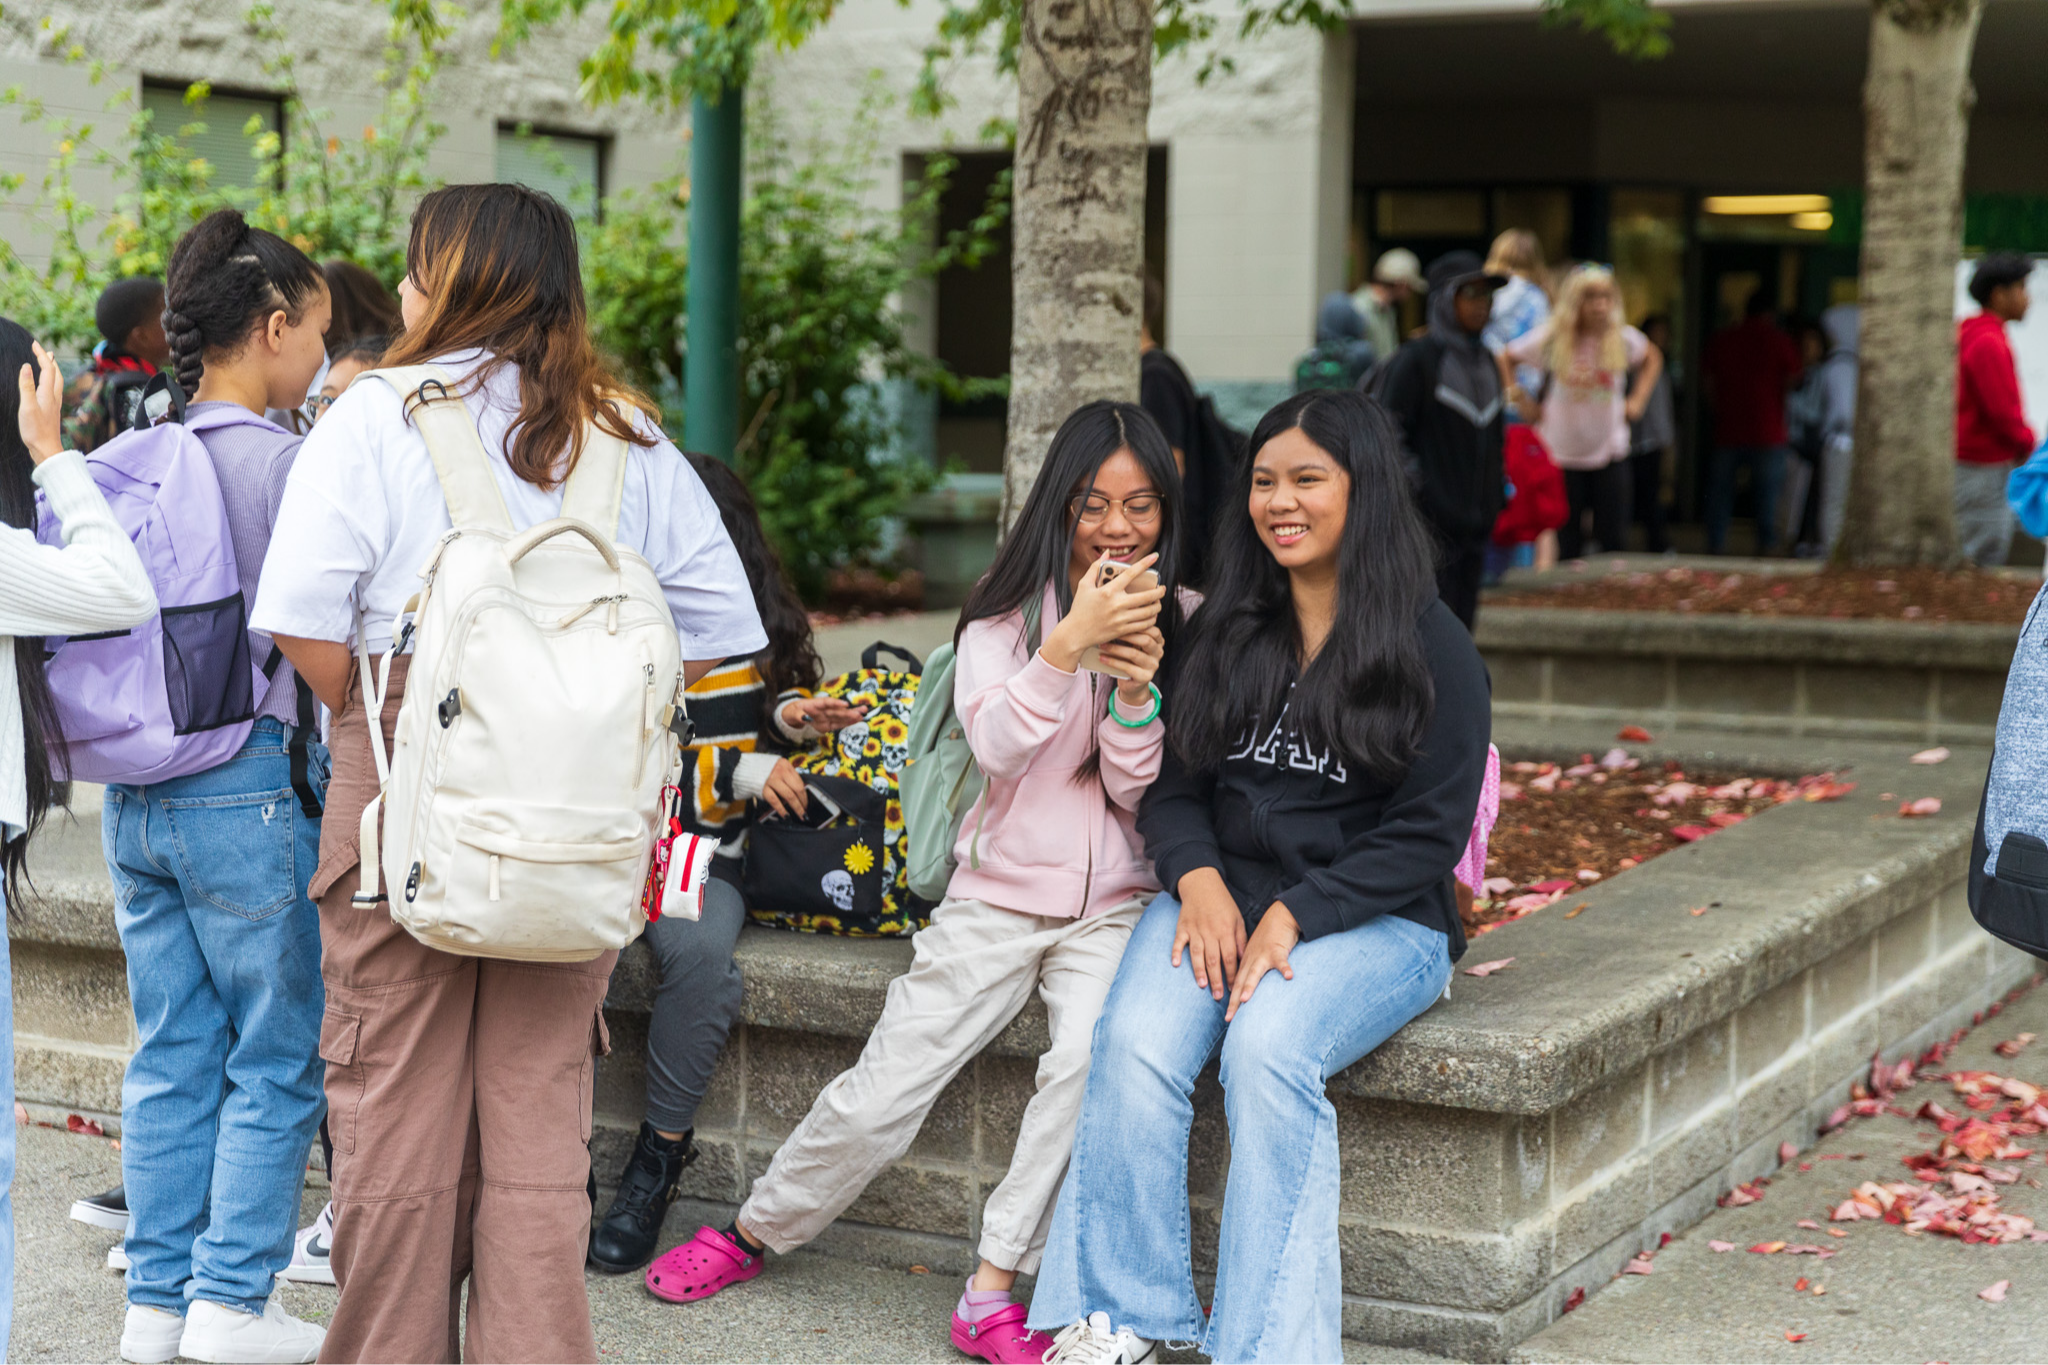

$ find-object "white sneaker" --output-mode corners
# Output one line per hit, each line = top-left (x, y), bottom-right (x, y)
(118, 1305), (184, 1364)
(107, 1243), (130, 1272)
(276, 1203), (335, 1285)
(1044, 1312), (1158, 1364)
(178, 1297), (326, 1364)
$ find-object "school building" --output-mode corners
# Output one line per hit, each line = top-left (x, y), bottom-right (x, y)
(11, 0), (2048, 521)
(754, 0), (2048, 522)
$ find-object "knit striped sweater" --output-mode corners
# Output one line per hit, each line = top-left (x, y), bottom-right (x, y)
(0, 452), (157, 843)
(684, 655), (812, 864)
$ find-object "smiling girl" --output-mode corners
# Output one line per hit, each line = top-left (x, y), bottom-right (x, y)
(644, 400), (1185, 1365)
(1030, 388), (1491, 1365)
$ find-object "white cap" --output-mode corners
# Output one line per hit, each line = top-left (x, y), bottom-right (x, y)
(1374, 248), (1424, 288)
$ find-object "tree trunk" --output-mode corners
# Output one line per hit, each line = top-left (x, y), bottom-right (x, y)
(1000, 0), (1153, 531)
(1836, 0), (1981, 566)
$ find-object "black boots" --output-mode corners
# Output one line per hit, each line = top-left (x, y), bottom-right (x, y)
(588, 1122), (697, 1273)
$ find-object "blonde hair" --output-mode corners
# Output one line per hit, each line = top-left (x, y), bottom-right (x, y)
(1486, 228), (1544, 280)
(1546, 265), (1629, 375)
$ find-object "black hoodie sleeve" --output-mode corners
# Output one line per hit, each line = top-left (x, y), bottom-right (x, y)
(1135, 644), (1225, 899)
(1274, 603), (1492, 943)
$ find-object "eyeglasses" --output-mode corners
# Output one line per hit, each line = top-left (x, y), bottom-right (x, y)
(303, 393), (339, 421)
(1070, 492), (1163, 525)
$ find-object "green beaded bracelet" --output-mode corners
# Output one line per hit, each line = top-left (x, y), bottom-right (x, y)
(1110, 681), (1163, 728)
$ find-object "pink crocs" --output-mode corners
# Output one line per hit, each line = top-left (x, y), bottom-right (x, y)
(644, 1225), (764, 1303)
(951, 1301), (1054, 1364)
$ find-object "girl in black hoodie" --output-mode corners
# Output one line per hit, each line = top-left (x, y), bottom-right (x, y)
(1029, 388), (1491, 1365)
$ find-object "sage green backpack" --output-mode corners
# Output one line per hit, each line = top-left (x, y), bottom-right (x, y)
(899, 599), (1041, 902)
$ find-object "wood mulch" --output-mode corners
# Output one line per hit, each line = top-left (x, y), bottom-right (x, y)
(1467, 752), (1856, 937)
(1488, 565), (2037, 624)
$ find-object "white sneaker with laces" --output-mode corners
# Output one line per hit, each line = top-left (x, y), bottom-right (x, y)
(1044, 1312), (1158, 1365)
(276, 1203), (335, 1285)
(177, 1297), (326, 1364)
(118, 1304), (184, 1364)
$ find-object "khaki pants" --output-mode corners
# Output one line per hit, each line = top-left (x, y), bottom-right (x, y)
(740, 895), (1145, 1273)
(312, 657), (615, 1364)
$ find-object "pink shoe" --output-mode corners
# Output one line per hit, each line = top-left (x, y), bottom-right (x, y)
(644, 1226), (764, 1303)
(951, 1302), (1055, 1364)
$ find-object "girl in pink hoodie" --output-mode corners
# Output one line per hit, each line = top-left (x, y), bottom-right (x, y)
(644, 401), (1187, 1364)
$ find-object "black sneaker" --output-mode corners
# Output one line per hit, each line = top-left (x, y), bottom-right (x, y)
(70, 1184), (128, 1233)
(587, 1123), (696, 1274)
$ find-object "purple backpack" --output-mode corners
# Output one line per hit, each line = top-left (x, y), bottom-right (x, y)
(37, 382), (283, 785)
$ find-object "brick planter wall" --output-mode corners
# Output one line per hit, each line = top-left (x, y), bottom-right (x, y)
(17, 732), (2034, 1360)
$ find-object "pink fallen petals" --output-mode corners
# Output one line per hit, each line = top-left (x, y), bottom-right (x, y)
(1617, 725), (1653, 742)
(1671, 824), (1712, 842)
(1994, 1033), (2037, 1059)
(1749, 1241), (1788, 1254)
(1796, 1219), (1822, 1231)
(1784, 1332), (1807, 1343)
(1980, 1280), (2010, 1303)
(1462, 958), (1514, 978)
(1719, 1181), (1767, 1207)
(10, 1103), (24, 1126)
(65, 1114), (103, 1137)
(1800, 777), (1857, 802)
(1708, 1240), (1736, 1252)
(1909, 747), (1952, 765)
(1899, 797), (1943, 818)
(1622, 1255), (1655, 1275)
(1780, 1141), (1801, 1166)
(1562, 1286), (1586, 1313)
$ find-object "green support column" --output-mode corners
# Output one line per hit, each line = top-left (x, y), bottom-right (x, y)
(685, 83), (743, 464)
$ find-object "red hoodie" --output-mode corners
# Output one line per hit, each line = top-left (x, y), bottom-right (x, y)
(1957, 313), (2035, 465)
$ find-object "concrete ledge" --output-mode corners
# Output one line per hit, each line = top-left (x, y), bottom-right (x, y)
(18, 729), (2034, 1360)
(1475, 607), (2020, 672)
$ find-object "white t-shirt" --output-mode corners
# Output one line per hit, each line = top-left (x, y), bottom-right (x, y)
(1505, 323), (1651, 470)
(251, 350), (768, 664)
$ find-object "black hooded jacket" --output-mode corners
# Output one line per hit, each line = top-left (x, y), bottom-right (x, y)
(1368, 277), (1506, 550)
(1136, 600), (1490, 960)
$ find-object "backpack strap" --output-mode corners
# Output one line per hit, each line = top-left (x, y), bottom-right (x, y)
(363, 365), (514, 534)
(558, 421), (630, 538)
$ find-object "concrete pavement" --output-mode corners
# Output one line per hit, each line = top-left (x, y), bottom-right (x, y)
(1516, 975), (2048, 1364)
(13, 1118), (1436, 1363)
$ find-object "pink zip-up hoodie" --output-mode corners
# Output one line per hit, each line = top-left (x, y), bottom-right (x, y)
(947, 583), (1167, 919)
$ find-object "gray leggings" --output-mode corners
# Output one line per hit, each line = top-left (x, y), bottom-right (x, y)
(640, 874), (748, 1134)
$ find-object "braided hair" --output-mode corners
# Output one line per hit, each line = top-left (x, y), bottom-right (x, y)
(162, 209), (322, 394)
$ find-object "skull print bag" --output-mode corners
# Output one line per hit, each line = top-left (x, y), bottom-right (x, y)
(742, 773), (893, 932)
(754, 642), (932, 936)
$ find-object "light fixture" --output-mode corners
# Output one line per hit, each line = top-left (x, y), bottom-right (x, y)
(1702, 194), (1832, 216)
(1790, 211), (1834, 231)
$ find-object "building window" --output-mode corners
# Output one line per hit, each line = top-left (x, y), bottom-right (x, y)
(140, 83), (284, 191)
(495, 126), (605, 221)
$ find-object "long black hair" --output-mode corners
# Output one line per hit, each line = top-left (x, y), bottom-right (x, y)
(163, 208), (324, 394)
(957, 400), (1185, 644)
(1168, 388), (1437, 784)
(685, 452), (822, 710)
(957, 400), (1185, 781)
(0, 318), (65, 907)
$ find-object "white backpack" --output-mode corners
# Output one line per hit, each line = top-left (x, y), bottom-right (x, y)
(350, 366), (687, 962)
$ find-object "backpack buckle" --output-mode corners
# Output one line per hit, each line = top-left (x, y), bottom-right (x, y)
(438, 688), (462, 727)
(404, 862), (422, 903)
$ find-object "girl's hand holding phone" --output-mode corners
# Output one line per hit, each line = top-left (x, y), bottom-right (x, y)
(1098, 626), (1164, 706)
(1043, 553), (1164, 674)
(759, 757), (810, 818)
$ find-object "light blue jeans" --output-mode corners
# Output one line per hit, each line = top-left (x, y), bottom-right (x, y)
(104, 720), (327, 1316)
(1029, 892), (1452, 1364)
(0, 882), (15, 1354)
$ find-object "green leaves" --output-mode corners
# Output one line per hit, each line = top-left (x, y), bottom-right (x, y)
(584, 90), (1008, 599)
(1540, 0), (1673, 60)
(0, 1), (444, 351)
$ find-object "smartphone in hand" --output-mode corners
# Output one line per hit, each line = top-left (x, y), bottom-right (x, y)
(1078, 566), (1161, 679)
